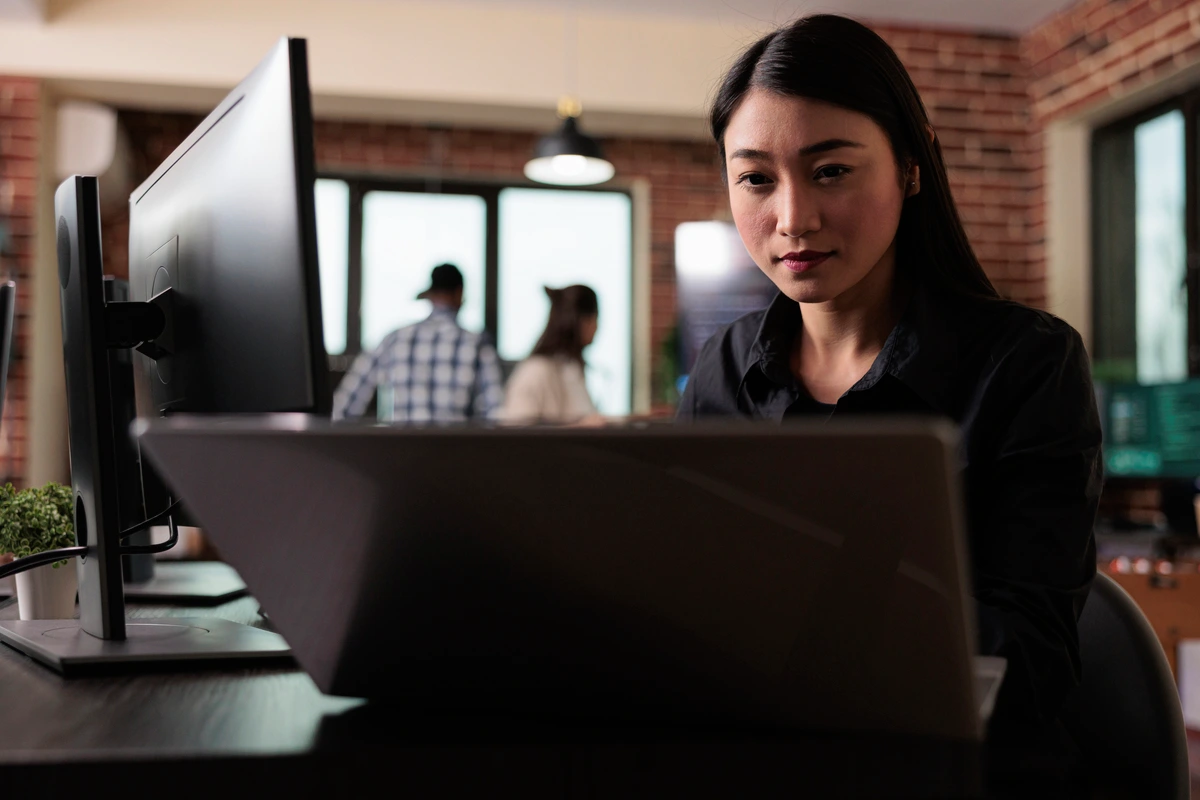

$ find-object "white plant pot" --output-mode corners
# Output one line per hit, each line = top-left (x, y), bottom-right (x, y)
(15, 561), (78, 620)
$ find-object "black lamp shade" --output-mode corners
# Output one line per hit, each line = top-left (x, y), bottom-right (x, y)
(524, 116), (615, 186)
(533, 116), (605, 160)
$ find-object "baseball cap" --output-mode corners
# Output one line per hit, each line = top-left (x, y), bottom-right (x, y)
(416, 263), (464, 300)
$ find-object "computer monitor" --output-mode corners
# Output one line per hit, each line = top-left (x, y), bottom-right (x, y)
(123, 35), (330, 598)
(1096, 378), (1200, 534)
(128, 40), (328, 419)
(0, 37), (325, 669)
(0, 280), (14, 427)
(1097, 379), (1200, 478)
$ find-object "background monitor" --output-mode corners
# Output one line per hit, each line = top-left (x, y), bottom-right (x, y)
(1097, 379), (1200, 479)
(1096, 378), (1200, 537)
(128, 36), (330, 531)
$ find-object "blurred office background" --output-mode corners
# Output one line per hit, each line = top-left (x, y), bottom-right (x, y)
(5, 0), (1184, 481)
(1, 1), (1200, 785)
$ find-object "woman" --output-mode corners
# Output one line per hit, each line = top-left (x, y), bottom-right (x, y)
(679, 14), (1101, 793)
(501, 284), (604, 425)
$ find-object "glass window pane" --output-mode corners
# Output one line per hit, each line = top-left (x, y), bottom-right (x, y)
(314, 178), (349, 355)
(1134, 110), (1188, 384)
(498, 188), (632, 416)
(360, 192), (487, 352)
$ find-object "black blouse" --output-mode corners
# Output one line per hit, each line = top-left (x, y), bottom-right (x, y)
(677, 285), (1104, 730)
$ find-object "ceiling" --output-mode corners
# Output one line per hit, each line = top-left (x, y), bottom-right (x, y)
(0, 0), (1084, 33)
(0, 0), (44, 21)
(447, 0), (1081, 34)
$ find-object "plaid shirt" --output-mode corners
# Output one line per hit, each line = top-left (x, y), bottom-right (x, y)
(332, 308), (504, 422)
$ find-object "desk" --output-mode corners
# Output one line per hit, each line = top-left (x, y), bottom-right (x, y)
(0, 595), (983, 798)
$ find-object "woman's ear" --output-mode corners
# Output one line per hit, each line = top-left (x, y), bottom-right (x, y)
(906, 163), (921, 197)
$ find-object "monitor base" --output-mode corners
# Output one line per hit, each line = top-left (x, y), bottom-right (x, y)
(0, 618), (292, 676)
(123, 561), (248, 605)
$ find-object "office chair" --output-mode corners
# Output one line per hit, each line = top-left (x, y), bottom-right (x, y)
(1058, 570), (1191, 800)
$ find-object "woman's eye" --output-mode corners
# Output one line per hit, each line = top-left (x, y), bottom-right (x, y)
(814, 165), (850, 182)
(738, 173), (771, 187)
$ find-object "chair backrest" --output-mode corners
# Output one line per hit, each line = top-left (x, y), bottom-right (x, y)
(1058, 570), (1191, 800)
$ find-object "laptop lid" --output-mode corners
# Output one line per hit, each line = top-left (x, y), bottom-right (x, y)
(137, 415), (982, 740)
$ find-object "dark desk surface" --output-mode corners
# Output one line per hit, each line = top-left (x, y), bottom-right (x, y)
(0, 593), (982, 799)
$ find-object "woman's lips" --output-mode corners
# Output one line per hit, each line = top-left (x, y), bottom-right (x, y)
(779, 250), (833, 273)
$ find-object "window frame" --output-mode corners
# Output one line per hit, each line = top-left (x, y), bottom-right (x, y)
(317, 173), (637, 407)
(1091, 91), (1200, 379)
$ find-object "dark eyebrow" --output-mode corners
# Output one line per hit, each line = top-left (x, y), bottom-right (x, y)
(799, 138), (866, 156)
(728, 148), (770, 161)
(728, 139), (866, 161)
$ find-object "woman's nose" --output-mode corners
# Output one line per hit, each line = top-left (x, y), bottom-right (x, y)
(775, 183), (820, 239)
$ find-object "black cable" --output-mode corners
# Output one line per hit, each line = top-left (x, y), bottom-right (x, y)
(120, 513), (178, 556)
(0, 504), (181, 579)
(119, 498), (182, 541)
(0, 546), (88, 580)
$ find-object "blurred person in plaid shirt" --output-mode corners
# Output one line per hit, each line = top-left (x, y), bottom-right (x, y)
(332, 263), (504, 423)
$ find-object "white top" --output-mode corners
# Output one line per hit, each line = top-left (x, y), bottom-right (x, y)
(500, 355), (598, 424)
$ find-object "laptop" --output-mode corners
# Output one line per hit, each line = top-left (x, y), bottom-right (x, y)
(137, 415), (1000, 740)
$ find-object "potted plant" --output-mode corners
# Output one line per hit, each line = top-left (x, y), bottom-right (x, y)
(0, 482), (78, 620)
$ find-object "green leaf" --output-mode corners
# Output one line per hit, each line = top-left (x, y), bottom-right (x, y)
(0, 482), (77, 564)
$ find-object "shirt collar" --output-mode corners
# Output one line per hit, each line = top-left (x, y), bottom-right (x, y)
(746, 282), (960, 413)
(426, 305), (459, 322)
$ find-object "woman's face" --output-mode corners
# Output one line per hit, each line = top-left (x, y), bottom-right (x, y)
(723, 89), (915, 305)
(580, 313), (598, 347)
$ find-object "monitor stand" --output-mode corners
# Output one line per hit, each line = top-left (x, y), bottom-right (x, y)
(0, 616), (291, 676)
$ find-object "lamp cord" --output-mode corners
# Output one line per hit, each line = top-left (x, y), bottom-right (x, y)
(564, 0), (577, 105)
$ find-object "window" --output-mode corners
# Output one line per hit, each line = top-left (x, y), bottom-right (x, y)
(314, 178), (635, 415)
(314, 179), (350, 357)
(497, 188), (632, 415)
(361, 191), (487, 350)
(1092, 97), (1198, 383)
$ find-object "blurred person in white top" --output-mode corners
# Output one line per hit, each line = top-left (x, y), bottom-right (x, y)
(501, 284), (604, 425)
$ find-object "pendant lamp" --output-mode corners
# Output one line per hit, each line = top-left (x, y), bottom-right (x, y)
(524, 4), (615, 187)
(524, 96), (614, 186)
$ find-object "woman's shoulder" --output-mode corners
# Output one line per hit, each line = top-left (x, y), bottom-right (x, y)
(507, 355), (555, 383)
(512, 354), (561, 370)
(509, 354), (585, 381)
(967, 297), (1086, 358)
(940, 296), (1093, 409)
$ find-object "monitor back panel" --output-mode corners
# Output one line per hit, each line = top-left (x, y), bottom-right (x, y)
(126, 38), (323, 416)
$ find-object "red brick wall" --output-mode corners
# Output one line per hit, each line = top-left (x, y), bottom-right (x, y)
(1024, 0), (1200, 302)
(877, 26), (1039, 304)
(0, 77), (38, 486)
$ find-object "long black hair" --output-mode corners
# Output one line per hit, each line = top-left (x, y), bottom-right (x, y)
(531, 284), (598, 363)
(711, 14), (999, 301)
